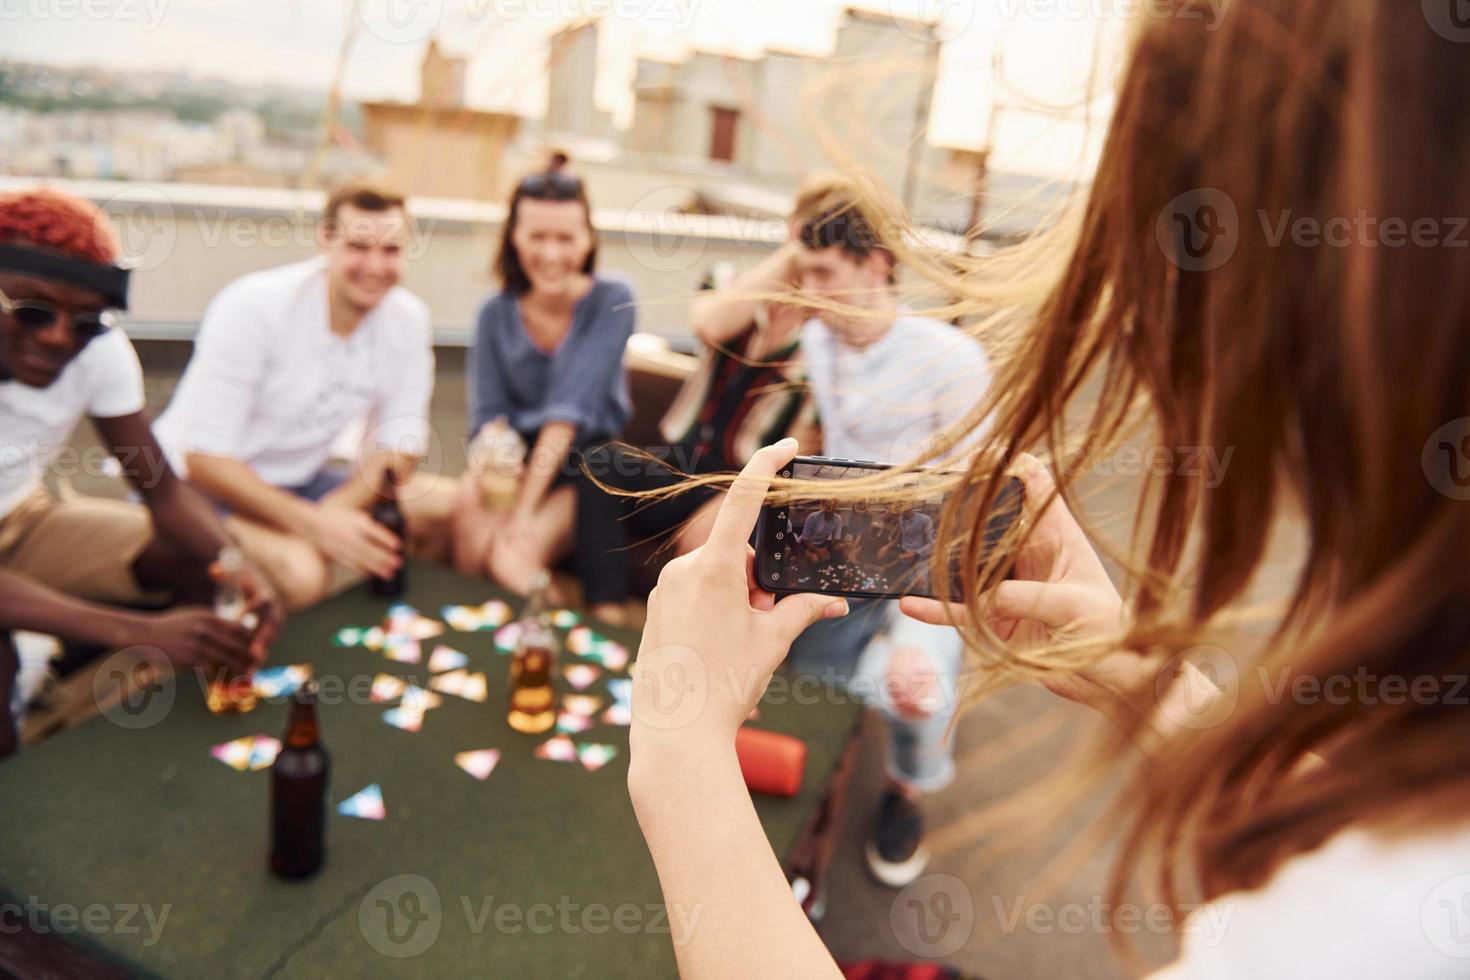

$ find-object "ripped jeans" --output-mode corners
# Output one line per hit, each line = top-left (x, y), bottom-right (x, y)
(784, 599), (964, 794)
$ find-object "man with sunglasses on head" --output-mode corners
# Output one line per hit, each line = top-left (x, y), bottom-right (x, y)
(154, 184), (447, 610)
(0, 187), (282, 759)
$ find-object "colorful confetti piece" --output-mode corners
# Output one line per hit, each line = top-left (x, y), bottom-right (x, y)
(251, 664), (312, 700)
(576, 742), (618, 772)
(427, 645), (468, 673)
(442, 600), (512, 632)
(428, 669), (488, 703)
(382, 639), (422, 664)
(338, 783), (386, 820)
(555, 711), (594, 734)
(454, 749), (502, 781)
(370, 673), (409, 703)
(534, 735), (578, 763)
(209, 734), (281, 772)
(562, 694), (602, 717)
(562, 664), (601, 691)
(382, 706), (424, 732)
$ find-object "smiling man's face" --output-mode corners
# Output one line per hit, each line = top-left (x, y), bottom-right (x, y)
(0, 273), (110, 388)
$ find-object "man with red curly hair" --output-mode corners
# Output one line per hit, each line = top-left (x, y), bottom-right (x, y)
(0, 186), (283, 758)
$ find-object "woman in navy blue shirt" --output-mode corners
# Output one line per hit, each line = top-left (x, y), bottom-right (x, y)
(453, 172), (633, 622)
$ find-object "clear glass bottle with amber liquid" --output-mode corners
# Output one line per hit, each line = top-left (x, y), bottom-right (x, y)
(507, 570), (558, 734)
(205, 545), (257, 714)
(369, 467), (406, 599)
(271, 680), (329, 879)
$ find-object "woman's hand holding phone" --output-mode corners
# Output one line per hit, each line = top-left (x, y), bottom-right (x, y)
(630, 439), (849, 762)
(899, 455), (1149, 719)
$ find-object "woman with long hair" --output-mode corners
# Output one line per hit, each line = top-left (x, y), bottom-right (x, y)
(625, 1), (1470, 976)
(453, 172), (634, 622)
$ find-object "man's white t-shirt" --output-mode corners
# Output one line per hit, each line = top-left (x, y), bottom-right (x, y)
(155, 257), (434, 488)
(0, 328), (145, 518)
(800, 314), (991, 464)
(1148, 821), (1470, 978)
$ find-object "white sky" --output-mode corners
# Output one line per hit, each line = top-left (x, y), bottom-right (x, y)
(2, 0), (1132, 177)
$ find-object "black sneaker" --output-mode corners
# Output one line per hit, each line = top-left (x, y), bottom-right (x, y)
(865, 789), (929, 887)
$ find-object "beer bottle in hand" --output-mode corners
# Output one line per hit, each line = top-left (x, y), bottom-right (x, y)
(206, 545), (257, 714)
(369, 466), (406, 598)
(271, 680), (329, 879)
(507, 570), (558, 734)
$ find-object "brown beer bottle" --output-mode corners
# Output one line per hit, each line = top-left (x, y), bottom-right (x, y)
(507, 571), (558, 734)
(270, 680), (329, 879)
(369, 466), (406, 599)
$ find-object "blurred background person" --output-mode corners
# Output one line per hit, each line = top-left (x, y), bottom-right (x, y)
(453, 171), (634, 624)
(154, 184), (447, 610)
(0, 187), (280, 757)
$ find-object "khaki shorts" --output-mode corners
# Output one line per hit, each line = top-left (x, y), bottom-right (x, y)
(0, 486), (165, 606)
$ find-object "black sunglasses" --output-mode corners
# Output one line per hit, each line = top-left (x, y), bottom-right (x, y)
(0, 285), (115, 341)
(517, 171), (584, 198)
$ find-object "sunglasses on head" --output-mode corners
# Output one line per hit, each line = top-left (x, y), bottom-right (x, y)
(0, 285), (115, 341)
(517, 171), (584, 198)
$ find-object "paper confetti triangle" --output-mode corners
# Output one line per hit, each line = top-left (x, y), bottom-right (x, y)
(382, 639), (422, 664)
(605, 678), (632, 706)
(562, 663), (601, 691)
(534, 735), (578, 763)
(576, 742), (618, 772)
(335, 625), (388, 649)
(210, 734), (281, 772)
(561, 693), (602, 717)
(550, 609), (581, 629)
(385, 604), (445, 641)
(338, 783), (386, 820)
(585, 640), (630, 673)
(601, 703), (632, 727)
(427, 645), (469, 673)
(493, 621), (525, 653)
(565, 626), (596, 655)
(454, 749), (502, 780)
(442, 600), (512, 632)
(555, 711), (594, 734)
(382, 706), (424, 732)
(428, 670), (488, 703)
(252, 664), (312, 700)
(371, 673), (409, 703)
(400, 685), (443, 712)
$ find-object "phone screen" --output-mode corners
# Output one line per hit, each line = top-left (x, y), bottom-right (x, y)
(755, 457), (1023, 602)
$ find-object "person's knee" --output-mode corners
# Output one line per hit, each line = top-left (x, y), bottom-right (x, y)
(268, 543), (331, 611)
(882, 645), (952, 721)
(0, 632), (18, 760)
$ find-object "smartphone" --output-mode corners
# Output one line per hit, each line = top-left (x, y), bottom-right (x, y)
(754, 455), (1024, 602)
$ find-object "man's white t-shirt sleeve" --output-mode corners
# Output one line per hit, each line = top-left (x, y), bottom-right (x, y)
(371, 298), (434, 456)
(84, 329), (147, 419)
(929, 330), (991, 460)
(169, 286), (270, 458)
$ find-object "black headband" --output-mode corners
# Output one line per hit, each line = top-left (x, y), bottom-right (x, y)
(0, 243), (130, 310)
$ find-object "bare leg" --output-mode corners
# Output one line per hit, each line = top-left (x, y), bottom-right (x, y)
(397, 472), (459, 565)
(451, 473), (506, 578)
(0, 631), (17, 760)
(130, 537), (214, 605)
(223, 516), (330, 612)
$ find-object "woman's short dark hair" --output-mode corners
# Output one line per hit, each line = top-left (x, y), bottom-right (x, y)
(494, 171), (597, 295)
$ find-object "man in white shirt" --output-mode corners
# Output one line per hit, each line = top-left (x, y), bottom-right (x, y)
(155, 184), (450, 609)
(0, 187), (282, 758)
(786, 177), (993, 888)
